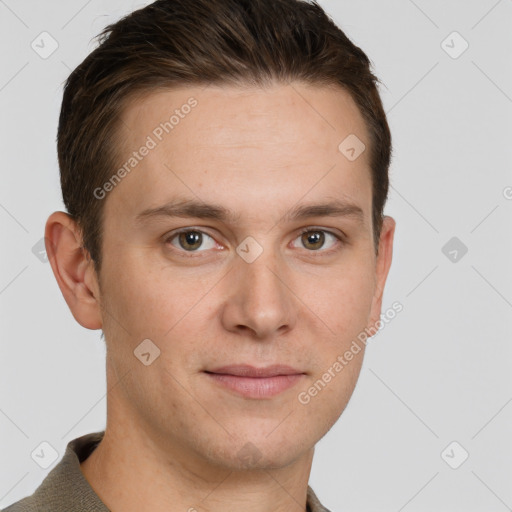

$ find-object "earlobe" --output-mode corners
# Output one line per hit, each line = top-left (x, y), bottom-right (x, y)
(45, 211), (103, 330)
(368, 216), (396, 329)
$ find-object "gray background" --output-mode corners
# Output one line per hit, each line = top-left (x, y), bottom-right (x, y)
(1, 1), (511, 510)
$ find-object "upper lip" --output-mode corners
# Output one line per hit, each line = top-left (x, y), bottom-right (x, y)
(205, 364), (304, 378)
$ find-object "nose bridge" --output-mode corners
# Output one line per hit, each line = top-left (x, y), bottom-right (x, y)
(222, 243), (296, 338)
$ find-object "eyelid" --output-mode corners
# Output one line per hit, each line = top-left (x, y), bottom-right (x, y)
(297, 225), (346, 240)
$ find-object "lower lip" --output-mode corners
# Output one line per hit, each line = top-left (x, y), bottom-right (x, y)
(205, 373), (304, 399)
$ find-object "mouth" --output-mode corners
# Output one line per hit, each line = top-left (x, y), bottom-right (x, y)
(204, 364), (306, 399)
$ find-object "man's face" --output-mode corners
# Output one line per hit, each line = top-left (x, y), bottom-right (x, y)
(94, 83), (393, 469)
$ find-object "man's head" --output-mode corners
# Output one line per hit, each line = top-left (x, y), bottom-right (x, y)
(46, 0), (395, 473)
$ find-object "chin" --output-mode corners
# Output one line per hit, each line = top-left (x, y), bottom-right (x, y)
(201, 427), (315, 472)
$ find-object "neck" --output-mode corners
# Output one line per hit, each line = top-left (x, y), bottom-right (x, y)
(80, 397), (314, 512)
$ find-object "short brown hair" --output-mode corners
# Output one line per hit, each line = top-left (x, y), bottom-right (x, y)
(58, 0), (391, 273)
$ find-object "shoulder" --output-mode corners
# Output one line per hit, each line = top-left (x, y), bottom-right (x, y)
(2, 495), (36, 512)
(2, 431), (107, 512)
(307, 485), (333, 512)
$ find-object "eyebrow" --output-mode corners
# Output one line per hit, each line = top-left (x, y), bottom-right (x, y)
(135, 198), (365, 225)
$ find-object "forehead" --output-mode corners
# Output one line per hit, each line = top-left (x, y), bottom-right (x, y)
(122, 82), (368, 150)
(108, 82), (372, 223)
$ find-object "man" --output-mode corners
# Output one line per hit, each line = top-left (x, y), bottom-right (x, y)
(4, 0), (395, 510)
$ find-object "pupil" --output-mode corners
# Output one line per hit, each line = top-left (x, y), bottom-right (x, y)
(304, 231), (323, 250)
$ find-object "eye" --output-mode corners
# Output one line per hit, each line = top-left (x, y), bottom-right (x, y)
(164, 227), (343, 256)
(292, 228), (342, 252)
(166, 229), (218, 252)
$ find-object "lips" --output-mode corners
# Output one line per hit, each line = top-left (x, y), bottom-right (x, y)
(206, 364), (304, 378)
(204, 364), (305, 399)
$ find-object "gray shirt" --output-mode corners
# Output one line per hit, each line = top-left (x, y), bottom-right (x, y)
(3, 431), (331, 512)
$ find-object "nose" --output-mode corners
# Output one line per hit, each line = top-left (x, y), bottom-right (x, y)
(220, 249), (297, 340)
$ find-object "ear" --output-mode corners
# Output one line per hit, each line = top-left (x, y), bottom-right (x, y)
(44, 211), (103, 330)
(368, 215), (396, 329)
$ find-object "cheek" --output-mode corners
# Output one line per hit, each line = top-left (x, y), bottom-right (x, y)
(299, 262), (375, 341)
(98, 251), (178, 342)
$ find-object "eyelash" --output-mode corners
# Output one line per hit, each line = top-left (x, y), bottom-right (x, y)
(163, 227), (345, 257)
